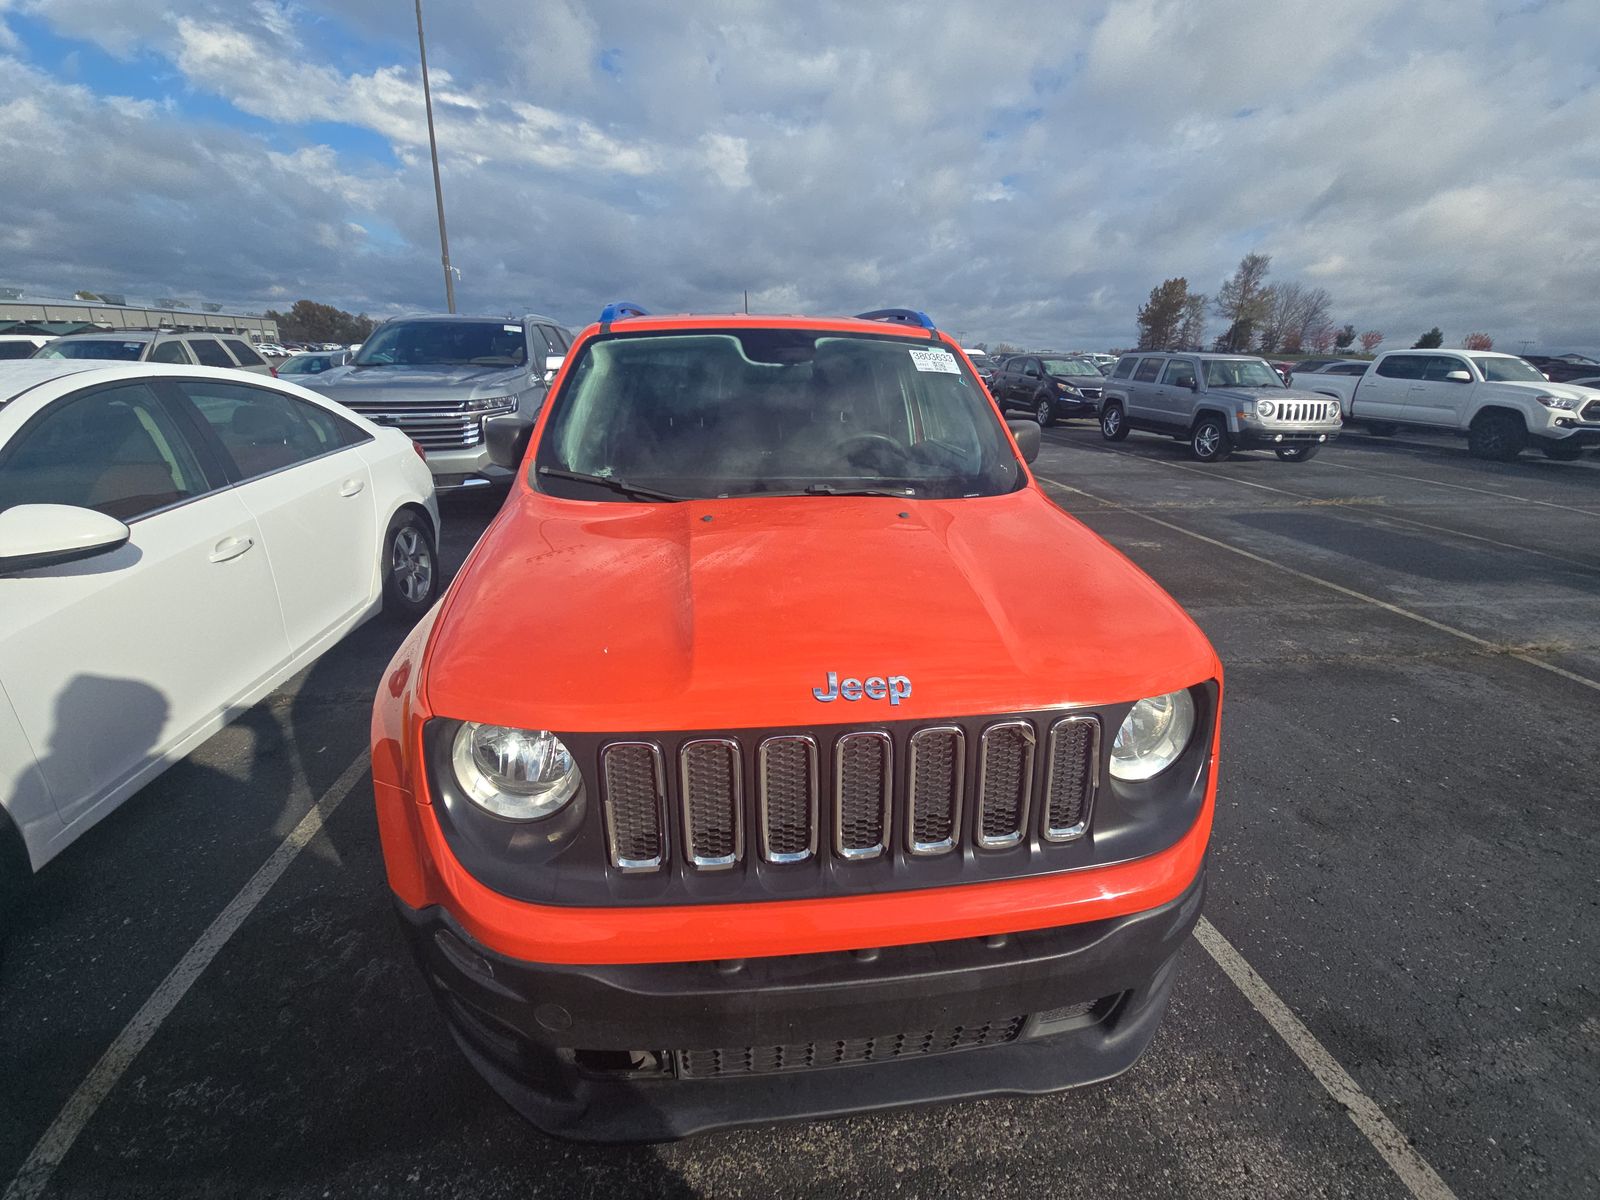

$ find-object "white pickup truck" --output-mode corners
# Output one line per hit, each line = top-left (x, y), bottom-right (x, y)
(1301, 349), (1600, 461)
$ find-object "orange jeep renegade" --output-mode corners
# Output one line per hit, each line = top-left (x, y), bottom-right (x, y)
(372, 304), (1222, 1140)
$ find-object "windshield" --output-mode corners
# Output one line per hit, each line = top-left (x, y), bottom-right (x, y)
(1040, 358), (1101, 377)
(353, 321), (527, 367)
(279, 354), (335, 374)
(38, 339), (147, 361)
(536, 330), (1024, 501)
(1471, 356), (1546, 383)
(1205, 359), (1284, 388)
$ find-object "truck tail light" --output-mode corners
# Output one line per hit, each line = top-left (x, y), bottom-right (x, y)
(412, 440), (427, 461)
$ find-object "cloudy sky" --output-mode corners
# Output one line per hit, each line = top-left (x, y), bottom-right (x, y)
(1, 0), (1596, 352)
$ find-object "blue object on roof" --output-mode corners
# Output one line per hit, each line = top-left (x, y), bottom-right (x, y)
(598, 301), (651, 324)
(854, 308), (936, 330)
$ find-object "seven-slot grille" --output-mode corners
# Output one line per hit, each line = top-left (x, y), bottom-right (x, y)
(598, 715), (1101, 873)
(338, 396), (515, 451)
(1269, 399), (1338, 424)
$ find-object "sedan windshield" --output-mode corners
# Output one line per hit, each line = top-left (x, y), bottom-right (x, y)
(279, 353), (337, 374)
(37, 339), (147, 361)
(353, 321), (527, 367)
(537, 330), (1024, 501)
(1204, 359), (1284, 388)
(1471, 356), (1547, 383)
(1041, 358), (1102, 377)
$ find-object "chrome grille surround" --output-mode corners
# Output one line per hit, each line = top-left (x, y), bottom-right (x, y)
(1043, 715), (1101, 842)
(339, 395), (516, 451)
(975, 721), (1036, 850)
(757, 735), (818, 864)
(1268, 399), (1338, 424)
(906, 726), (965, 856)
(680, 738), (743, 869)
(834, 731), (893, 860)
(600, 741), (666, 872)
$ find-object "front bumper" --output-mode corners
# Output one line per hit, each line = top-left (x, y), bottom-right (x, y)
(1234, 425), (1341, 449)
(1547, 423), (1600, 446)
(397, 865), (1205, 1142)
(419, 444), (514, 492)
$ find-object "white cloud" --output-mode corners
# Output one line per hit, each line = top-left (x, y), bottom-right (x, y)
(700, 133), (750, 189)
(0, 0), (1597, 352)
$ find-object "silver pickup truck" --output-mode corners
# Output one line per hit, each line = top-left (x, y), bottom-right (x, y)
(1099, 352), (1342, 462)
(304, 313), (572, 492)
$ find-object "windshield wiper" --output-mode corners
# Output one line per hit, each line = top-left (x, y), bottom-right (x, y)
(537, 466), (687, 502)
(721, 483), (916, 499)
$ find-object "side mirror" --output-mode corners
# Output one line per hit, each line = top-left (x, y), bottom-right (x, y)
(0, 504), (130, 574)
(1007, 420), (1041, 464)
(484, 413), (536, 471)
(1444, 369), (1472, 383)
(1188, 378), (1201, 392)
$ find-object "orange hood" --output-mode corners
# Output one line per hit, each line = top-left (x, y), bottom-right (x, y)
(422, 484), (1218, 733)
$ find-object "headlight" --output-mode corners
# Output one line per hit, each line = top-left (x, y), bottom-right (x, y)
(467, 394), (518, 411)
(451, 722), (581, 820)
(1255, 399), (1276, 419)
(1057, 382), (1079, 395)
(1536, 395), (1577, 410)
(1110, 691), (1196, 781)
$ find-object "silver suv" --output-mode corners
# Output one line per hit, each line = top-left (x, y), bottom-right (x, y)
(1099, 352), (1342, 462)
(302, 314), (572, 492)
(34, 330), (275, 375)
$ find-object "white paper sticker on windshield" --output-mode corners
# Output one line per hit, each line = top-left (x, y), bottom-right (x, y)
(909, 348), (960, 374)
(504, 324), (521, 333)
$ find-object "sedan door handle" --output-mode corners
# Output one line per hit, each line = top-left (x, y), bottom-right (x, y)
(209, 535), (254, 563)
(339, 478), (365, 497)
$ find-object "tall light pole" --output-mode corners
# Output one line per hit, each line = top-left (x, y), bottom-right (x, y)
(415, 0), (456, 313)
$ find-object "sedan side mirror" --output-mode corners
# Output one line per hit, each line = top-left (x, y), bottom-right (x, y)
(1007, 420), (1041, 464)
(485, 413), (536, 470)
(0, 504), (130, 574)
(1444, 369), (1472, 383)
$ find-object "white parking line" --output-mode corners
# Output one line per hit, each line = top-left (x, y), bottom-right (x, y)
(1318, 457), (1600, 516)
(1037, 475), (1600, 696)
(1053, 438), (1600, 573)
(1194, 918), (1459, 1200)
(2, 753), (370, 1200)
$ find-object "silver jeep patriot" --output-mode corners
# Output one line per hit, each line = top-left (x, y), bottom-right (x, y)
(1099, 352), (1342, 462)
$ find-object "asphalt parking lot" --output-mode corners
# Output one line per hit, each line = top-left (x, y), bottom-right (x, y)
(4, 425), (1597, 1200)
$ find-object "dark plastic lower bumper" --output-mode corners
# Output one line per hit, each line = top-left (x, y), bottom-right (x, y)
(397, 866), (1205, 1141)
(1548, 425), (1600, 446)
(1234, 427), (1340, 449)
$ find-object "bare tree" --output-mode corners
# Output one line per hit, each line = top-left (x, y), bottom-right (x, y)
(1257, 282), (1302, 353)
(1462, 332), (1494, 350)
(1308, 322), (1337, 354)
(1213, 252), (1273, 351)
(1292, 287), (1333, 347)
(1359, 330), (1384, 353)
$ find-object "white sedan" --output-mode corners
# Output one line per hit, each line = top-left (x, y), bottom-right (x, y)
(0, 361), (439, 906)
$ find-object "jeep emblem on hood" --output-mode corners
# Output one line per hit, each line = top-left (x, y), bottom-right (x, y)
(812, 672), (912, 705)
